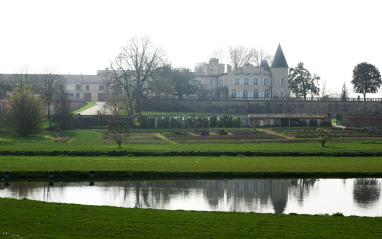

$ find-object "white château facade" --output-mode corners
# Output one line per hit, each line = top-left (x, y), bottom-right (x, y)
(194, 44), (289, 99)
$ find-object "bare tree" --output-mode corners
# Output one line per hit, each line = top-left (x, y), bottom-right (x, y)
(109, 36), (166, 113)
(208, 48), (225, 63)
(9, 66), (37, 89)
(102, 119), (129, 148)
(228, 45), (256, 70)
(36, 68), (65, 117)
(252, 48), (273, 67)
(53, 86), (72, 130)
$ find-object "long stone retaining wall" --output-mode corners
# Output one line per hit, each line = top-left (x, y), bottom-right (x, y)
(143, 99), (382, 117)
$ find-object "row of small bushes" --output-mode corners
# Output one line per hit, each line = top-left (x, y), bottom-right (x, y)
(1, 150), (382, 157)
(137, 115), (241, 129)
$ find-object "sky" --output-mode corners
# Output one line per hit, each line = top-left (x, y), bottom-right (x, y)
(1, 0), (382, 97)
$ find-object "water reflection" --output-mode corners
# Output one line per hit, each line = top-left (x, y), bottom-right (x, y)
(1, 178), (381, 217)
(353, 179), (380, 207)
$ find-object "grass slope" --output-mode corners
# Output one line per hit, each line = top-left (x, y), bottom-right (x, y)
(1, 198), (381, 239)
(1, 129), (382, 152)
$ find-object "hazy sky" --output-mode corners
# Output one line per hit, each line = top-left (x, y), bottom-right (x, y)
(1, 0), (382, 97)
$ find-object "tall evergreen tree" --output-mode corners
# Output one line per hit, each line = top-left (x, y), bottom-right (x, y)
(340, 82), (349, 101)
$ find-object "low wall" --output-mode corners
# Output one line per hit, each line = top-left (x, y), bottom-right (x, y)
(345, 115), (382, 127)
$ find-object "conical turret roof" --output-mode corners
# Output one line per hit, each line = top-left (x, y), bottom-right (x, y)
(260, 60), (270, 72)
(271, 44), (288, 68)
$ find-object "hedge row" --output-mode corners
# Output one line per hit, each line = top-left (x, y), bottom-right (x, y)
(1, 150), (382, 157)
(137, 115), (241, 129)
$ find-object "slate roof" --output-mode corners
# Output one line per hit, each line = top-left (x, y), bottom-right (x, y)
(260, 60), (270, 72)
(271, 44), (288, 68)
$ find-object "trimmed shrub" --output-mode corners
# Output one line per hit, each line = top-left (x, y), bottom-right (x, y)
(218, 115), (234, 127)
(210, 115), (217, 127)
(234, 116), (241, 127)
(296, 121), (307, 127)
(310, 120), (318, 127)
(320, 121), (332, 127)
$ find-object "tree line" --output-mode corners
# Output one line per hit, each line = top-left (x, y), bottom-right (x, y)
(288, 62), (381, 100)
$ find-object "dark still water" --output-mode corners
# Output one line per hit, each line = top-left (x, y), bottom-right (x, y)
(1, 179), (381, 217)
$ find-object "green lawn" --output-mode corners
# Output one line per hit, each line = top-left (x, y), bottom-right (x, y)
(1, 128), (382, 152)
(1, 127), (381, 237)
(1, 155), (382, 173)
(1, 198), (381, 239)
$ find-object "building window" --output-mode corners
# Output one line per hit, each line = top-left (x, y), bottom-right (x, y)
(265, 90), (270, 98)
(76, 93), (80, 98)
(76, 85), (81, 90)
(243, 89), (248, 98)
(263, 78), (267, 85)
(210, 80), (215, 87)
(231, 89), (236, 97)
(280, 77), (284, 85)
(254, 78), (258, 85)
(269, 78), (274, 85)
(99, 85), (104, 91)
(254, 89), (258, 98)
(234, 78), (240, 85)
(280, 88), (284, 98)
(86, 85), (89, 90)
(244, 78), (249, 85)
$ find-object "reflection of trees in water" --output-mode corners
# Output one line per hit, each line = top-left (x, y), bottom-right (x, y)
(289, 179), (318, 205)
(108, 180), (290, 213)
(1, 180), (291, 213)
(353, 179), (381, 208)
(0, 182), (66, 201)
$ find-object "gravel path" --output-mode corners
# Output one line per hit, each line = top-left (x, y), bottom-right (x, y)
(77, 102), (106, 115)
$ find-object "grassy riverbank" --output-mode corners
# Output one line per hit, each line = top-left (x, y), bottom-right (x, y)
(2, 156), (382, 180)
(1, 198), (381, 238)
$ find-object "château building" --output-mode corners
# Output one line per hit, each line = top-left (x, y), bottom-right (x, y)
(194, 44), (288, 99)
(0, 45), (288, 103)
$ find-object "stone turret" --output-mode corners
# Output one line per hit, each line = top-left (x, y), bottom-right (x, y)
(271, 44), (289, 98)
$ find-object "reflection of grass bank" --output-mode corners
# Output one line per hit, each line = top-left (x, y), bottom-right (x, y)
(1, 198), (381, 238)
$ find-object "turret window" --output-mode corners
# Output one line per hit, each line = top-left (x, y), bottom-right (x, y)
(280, 77), (284, 85)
